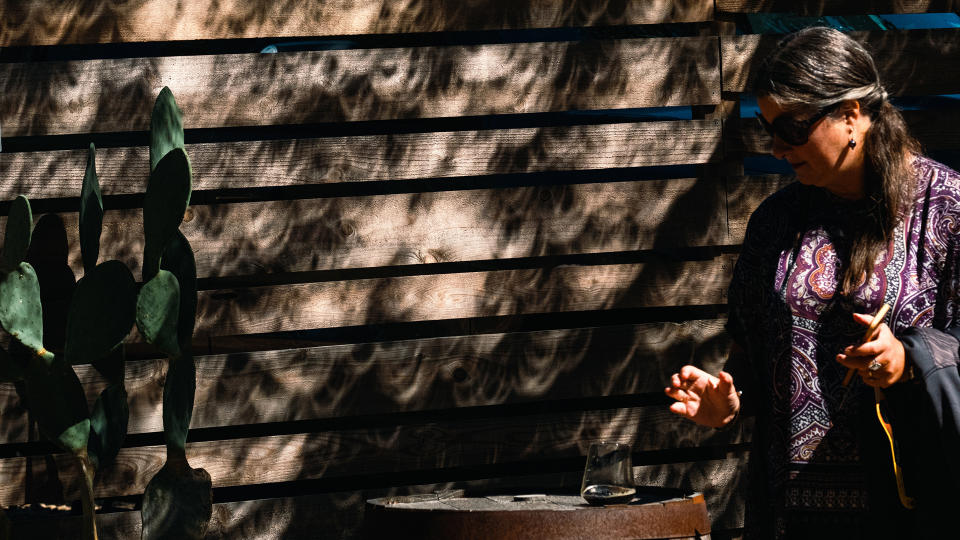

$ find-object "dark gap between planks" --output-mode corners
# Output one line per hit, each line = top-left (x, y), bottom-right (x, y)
(0, 108), (696, 153)
(0, 164), (707, 216)
(0, 392), (682, 458)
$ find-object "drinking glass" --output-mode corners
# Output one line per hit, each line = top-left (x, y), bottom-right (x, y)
(580, 442), (636, 505)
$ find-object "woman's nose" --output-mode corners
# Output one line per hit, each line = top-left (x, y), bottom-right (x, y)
(771, 136), (791, 159)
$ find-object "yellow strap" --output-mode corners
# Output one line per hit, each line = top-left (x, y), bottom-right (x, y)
(875, 397), (916, 509)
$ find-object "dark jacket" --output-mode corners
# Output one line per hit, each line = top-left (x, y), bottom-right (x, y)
(887, 326), (960, 536)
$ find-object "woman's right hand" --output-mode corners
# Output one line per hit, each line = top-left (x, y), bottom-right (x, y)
(664, 366), (740, 428)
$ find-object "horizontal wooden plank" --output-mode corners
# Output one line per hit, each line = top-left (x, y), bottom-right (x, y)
(191, 257), (735, 337)
(0, 320), (731, 443)
(0, 256), (735, 347)
(0, 259), (734, 349)
(732, 108), (960, 155)
(0, 405), (747, 506)
(1, 37), (720, 137)
(1, 176), (731, 280)
(717, 0), (959, 14)
(722, 29), (960, 95)
(0, 120), (723, 200)
(1, 0), (716, 46)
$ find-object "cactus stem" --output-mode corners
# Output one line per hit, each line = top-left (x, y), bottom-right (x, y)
(79, 455), (99, 540)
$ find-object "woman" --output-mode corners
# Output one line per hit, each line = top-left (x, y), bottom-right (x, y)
(665, 27), (960, 538)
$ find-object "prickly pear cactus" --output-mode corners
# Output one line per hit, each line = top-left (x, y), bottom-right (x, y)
(162, 231), (197, 350)
(1, 195), (32, 271)
(136, 269), (181, 358)
(0, 262), (44, 352)
(150, 86), (185, 174)
(79, 143), (104, 275)
(0, 87), (211, 540)
(143, 149), (192, 282)
(138, 87), (211, 540)
(65, 258), (137, 472)
(0, 195), (98, 539)
(65, 260), (137, 368)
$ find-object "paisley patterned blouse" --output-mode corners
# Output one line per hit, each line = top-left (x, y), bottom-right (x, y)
(727, 156), (960, 538)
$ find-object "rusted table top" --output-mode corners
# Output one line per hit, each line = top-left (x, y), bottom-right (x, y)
(362, 490), (711, 539)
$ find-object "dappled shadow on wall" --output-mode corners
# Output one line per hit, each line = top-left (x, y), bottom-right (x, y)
(0, 0), (713, 46)
(2, 23), (719, 136)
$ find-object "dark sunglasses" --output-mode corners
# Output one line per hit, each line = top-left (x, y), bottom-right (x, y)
(755, 104), (839, 146)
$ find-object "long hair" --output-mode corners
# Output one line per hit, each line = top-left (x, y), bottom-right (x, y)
(754, 27), (921, 296)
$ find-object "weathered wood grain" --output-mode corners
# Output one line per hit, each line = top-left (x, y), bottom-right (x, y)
(0, 321), (731, 443)
(0, 405), (746, 506)
(722, 29), (960, 95)
(0, 120), (723, 200)
(1, 176), (731, 280)
(1, 37), (720, 137)
(0, 250), (735, 343)
(0, 0), (716, 46)
(191, 257), (735, 337)
(732, 108), (960, 155)
(717, 0), (959, 14)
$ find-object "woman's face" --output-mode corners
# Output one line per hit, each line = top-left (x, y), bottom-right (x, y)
(757, 96), (868, 200)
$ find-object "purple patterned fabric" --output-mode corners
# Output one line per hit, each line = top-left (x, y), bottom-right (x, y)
(727, 156), (960, 537)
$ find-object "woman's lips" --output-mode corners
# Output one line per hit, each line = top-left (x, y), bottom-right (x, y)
(789, 161), (806, 169)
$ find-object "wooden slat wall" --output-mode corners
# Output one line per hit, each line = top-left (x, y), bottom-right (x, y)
(0, 1), (716, 46)
(0, 37), (721, 136)
(2, 2), (959, 539)
(722, 29), (960, 95)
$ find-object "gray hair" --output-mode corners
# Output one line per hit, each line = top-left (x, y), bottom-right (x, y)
(756, 27), (887, 113)
(755, 26), (921, 298)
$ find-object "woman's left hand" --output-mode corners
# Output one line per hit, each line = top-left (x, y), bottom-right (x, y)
(836, 312), (906, 388)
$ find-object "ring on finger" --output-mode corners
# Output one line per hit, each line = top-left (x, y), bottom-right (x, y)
(867, 359), (883, 372)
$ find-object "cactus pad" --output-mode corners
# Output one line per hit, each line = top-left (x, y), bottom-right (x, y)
(65, 260), (137, 371)
(163, 353), (196, 451)
(161, 231), (197, 350)
(142, 148), (192, 281)
(79, 143), (104, 275)
(88, 383), (129, 471)
(150, 87), (185, 173)
(25, 355), (90, 455)
(136, 270), (181, 357)
(0, 262), (44, 352)
(2, 195), (33, 271)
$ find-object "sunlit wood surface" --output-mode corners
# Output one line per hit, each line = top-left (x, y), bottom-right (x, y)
(717, 0), (959, 14)
(1, 37), (720, 137)
(0, 0), (716, 46)
(0, 121), (723, 198)
(2, 175), (739, 280)
(0, 321), (730, 443)
(3, 2), (959, 539)
(722, 29), (960, 95)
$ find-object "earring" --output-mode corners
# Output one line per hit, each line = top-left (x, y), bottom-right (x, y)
(848, 138), (857, 149)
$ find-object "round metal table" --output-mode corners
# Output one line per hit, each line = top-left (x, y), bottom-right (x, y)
(362, 490), (711, 539)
